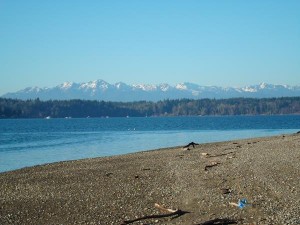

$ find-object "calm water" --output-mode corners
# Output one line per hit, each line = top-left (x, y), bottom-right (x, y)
(1, 115), (299, 173)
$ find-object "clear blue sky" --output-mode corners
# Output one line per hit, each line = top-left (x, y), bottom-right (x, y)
(0, 0), (299, 95)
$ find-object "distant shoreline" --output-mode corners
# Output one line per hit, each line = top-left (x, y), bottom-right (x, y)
(1, 113), (300, 119)
(1, 97), (300, 118)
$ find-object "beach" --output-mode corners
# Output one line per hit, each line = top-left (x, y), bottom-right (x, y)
(0, 133), (299, 225)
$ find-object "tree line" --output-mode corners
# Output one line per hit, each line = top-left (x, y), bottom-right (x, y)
(0, 97), (300, 118)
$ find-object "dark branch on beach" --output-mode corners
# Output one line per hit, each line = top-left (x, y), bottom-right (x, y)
(121, 203), (189, 224)
(204, 162), (221, 171)
(183, 142), (200, 150)
(184, 142), (199, 148)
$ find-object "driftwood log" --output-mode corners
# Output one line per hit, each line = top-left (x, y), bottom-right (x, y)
(183, 142), (200, 150)
(121, 203), (189, 224)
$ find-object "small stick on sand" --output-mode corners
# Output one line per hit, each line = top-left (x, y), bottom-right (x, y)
(229, 202), (239, 207)
(206, 151), (235, 158)
(154, 203), (177, 213)
(204, 162), (221, 171)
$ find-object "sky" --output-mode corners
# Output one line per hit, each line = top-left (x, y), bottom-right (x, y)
(0, 0), (300, 95)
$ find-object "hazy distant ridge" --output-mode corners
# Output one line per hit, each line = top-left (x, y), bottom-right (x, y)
(2, 80), (300, 101)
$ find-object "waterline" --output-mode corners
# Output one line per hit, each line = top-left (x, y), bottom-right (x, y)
(0, 128), (297, 173)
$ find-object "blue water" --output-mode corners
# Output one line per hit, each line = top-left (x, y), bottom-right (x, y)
(1, 115), (299, 173)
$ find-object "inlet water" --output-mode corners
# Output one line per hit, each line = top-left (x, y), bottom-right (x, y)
(1, 115), (299, 172)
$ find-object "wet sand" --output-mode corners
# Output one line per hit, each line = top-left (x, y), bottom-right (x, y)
(0, 133), (299, 225)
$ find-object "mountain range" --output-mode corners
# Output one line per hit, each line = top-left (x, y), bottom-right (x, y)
(2, 80), (300, 101)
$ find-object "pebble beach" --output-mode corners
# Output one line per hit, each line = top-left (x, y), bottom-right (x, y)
(0, 133), (299, 225)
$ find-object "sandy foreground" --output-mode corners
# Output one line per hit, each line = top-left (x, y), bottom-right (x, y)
(0, 133), (299, 225)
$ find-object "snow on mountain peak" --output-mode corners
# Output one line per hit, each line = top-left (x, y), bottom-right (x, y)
(91, 80), (101, 89)
(60, 82), (74, 89)
(93, 80), (109, 88)
(242, 86), (257, 93)
(114, 82), (134, 91)
(258, 82), (278, 89)
(2, 79), (300, 101)
(259, 82), (268, 89)
(132, 84), (157, 91)
(176, 83), (187, 90)
(115, 82), (125, 89)
(79, 80), (109, 90)
(159, 83), (171, 92)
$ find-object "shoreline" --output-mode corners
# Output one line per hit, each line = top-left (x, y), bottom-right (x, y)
(1, 129), (299, 174)
(0, 134), (300, 224)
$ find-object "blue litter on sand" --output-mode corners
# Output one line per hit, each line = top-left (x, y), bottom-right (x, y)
(238, 198), (249, 209)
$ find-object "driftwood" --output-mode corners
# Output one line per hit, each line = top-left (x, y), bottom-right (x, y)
(183, 142), (199, 150)
(195, 218), (238, 225)
(206, 151), (235, 158)
(204, 162), (221, 171)
(201, 152), (210, 156)
(220, 188), (231, 194)
(229, 202), (239, 207)
(121, 203), (189, 224)
(154, 203), (177, 213)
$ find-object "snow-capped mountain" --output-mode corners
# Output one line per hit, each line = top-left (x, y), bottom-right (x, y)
(2, 80), (300, 101)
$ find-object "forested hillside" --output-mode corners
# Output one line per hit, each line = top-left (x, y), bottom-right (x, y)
(0, 97), (299, 118)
